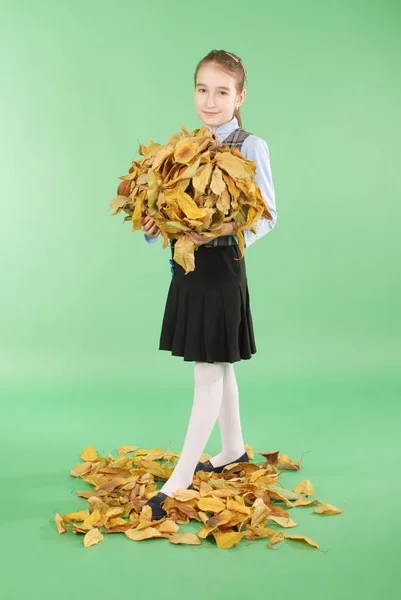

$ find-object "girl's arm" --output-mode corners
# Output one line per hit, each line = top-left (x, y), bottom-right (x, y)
(240, 135), (277, 248)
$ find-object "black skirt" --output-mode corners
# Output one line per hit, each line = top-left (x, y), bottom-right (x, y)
(159, 241), (257, 363)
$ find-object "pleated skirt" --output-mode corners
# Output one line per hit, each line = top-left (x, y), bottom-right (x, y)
(159, 241), (257, 363)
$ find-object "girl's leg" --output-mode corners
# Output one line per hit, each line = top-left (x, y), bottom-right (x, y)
(208, 362), (246, 468)
(158, 361), (225, 497)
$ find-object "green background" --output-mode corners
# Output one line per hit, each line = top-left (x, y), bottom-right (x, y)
(1, 0), (400, 598)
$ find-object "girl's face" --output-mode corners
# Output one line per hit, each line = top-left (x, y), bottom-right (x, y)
(194, 64), (246, 128)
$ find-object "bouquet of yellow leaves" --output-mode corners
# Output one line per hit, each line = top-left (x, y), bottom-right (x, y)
(110, 124), (273, 273)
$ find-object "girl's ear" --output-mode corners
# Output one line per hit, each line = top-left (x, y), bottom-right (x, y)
(236, 88), (247, 109)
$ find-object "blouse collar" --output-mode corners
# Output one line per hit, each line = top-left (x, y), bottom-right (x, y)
(204, 115), (239, 139)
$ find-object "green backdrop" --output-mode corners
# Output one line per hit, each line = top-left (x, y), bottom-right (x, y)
(1, 0), (400, 599)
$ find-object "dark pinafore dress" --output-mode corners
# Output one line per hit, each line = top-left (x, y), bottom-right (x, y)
(159, 127), (257, 363)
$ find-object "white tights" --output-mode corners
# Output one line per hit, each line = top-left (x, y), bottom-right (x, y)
(159, 361), (245, 498)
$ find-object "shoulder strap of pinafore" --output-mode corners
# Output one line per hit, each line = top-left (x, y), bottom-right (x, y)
(221, 127), (252, 149)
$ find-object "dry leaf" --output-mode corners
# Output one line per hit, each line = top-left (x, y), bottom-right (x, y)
(213, 530), (247, 549)
(268, 532), (285, 549)
(55, 513), (66, 534)
(259, 451), (279, 466)
(278, 453), (302, 470)
(125, 527), (163, 541)
(83, 528), (104, 548)
(267, 515), (298, 528)
(169, 532), (201, 545)
(313, 503), (343, 515)
(70, 462), (93, 477)
(80, 446), (98, 462)
(283, 534), (319, 549)
(197, 496), (226, 514)
(63, 509), (90, 523)
(292, 499), (320, 507)
(118, 445), (139, 455)
(293, 479), (315, 496)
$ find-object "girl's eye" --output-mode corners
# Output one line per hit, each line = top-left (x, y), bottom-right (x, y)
(198, 89), (227, 95)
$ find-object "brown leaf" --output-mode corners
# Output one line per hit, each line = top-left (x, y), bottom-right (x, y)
(259, 450), (279, 466)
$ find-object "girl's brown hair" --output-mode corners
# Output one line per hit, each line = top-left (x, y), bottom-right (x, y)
(194, 49), (247, 127)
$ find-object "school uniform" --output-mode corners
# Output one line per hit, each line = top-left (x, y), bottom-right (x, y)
(144, 116), (277, 363)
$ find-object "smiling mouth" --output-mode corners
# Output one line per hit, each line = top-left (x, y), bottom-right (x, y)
(204, 111), (218, 115)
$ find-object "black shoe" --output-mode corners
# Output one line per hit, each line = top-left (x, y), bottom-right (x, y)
(145, 483), (196, 520)
(194, 451), (249, 474)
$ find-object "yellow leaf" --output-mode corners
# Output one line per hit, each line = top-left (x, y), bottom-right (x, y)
(63, 509), (90, 523)
(125, 527), (163, 541)
(292, 499), (319, 507)
(268, 531), (285, 548)
(213, 530), (246, 549)
(172, 235), (195, 274)
(83, 528), (104, 548)
(172, 488), (199, 502)
(80, 446), (98, 461)
(70, 462), (93, 477)
(83, 508), (102, 527)
(210, 166), (226, 196)
(313, 503), (343, 515)
(55, 513), (66, 534)
(174, 141), (199, 165)
(251, 499), (270, 527)
(293, 479), (315, 496)
(197, 497), (226, 514)
(157, 519), (179, 534)
(283, 534), (319, 549)
(268, 515), (298, 528)
(214, 151), (253, 180)
(169, 532), (201, 545)
(278, 453), (302, 470)
(192, 162), (213, 194)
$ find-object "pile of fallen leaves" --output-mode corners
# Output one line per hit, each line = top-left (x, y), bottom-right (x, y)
(53, 443), (343, 550)
(109, 124), (273, 274)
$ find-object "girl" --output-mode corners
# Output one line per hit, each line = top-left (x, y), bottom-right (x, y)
(140, 49), (277, 519)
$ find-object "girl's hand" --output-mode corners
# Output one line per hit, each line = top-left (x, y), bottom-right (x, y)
(186, 221), (235, 246)
(185, 231), (215, 246)
(141, 215), (160, 237)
